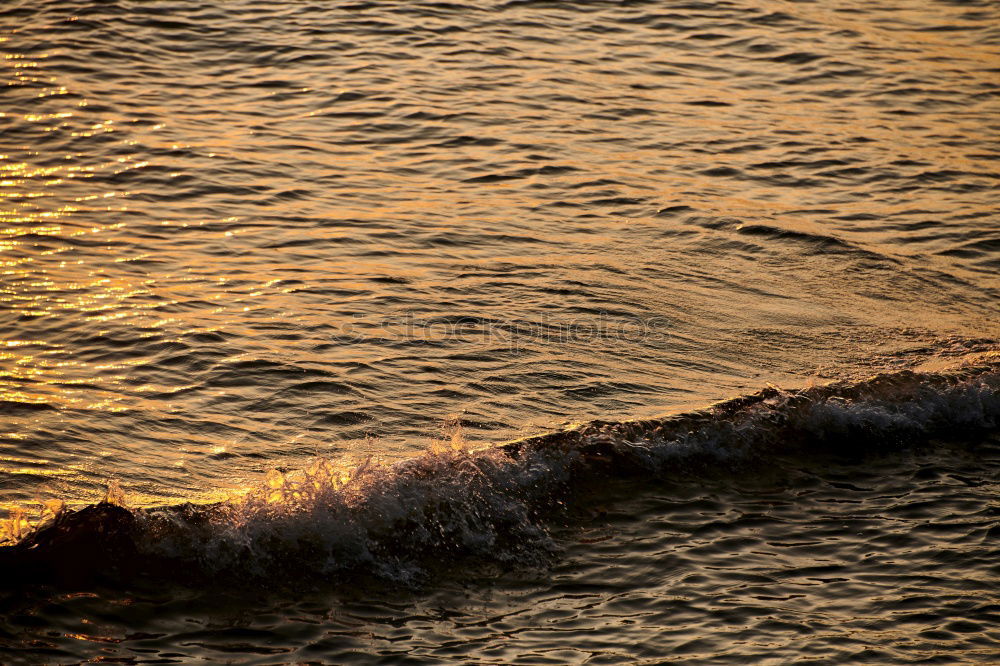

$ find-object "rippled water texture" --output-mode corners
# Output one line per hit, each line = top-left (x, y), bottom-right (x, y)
(1, 0), (998, 662)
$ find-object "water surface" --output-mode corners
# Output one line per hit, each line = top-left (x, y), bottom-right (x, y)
(1, 0), (998, 662)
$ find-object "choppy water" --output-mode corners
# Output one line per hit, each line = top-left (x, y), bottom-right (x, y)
(1, 0), (998, 662)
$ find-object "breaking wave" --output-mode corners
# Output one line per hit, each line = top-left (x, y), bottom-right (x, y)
(3, 354), (998, 588)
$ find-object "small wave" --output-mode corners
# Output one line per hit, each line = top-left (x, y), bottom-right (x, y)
(2, 354), (997, 588)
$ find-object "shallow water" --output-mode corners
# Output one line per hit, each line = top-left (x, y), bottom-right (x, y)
(1, 0), (998, 662)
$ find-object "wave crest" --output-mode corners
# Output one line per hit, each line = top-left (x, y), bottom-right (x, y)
(3, 355), (997, 587)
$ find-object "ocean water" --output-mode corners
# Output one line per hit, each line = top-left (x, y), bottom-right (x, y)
(1, 0), (998, 662)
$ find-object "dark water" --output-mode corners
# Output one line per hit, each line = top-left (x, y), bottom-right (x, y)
(1, 0), (998, 662)
(3, 435), (999, 664)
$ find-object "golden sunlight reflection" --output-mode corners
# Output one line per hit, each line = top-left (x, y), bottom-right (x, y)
(0, 0), (997, 548)
(1, 0), (999, 661)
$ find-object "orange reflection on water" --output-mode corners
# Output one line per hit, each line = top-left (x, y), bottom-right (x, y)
(0, 0), (996, 521)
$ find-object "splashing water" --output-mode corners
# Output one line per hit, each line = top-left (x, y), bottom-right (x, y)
(2, 355), (997, 588)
